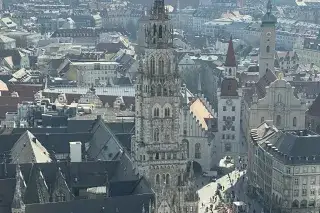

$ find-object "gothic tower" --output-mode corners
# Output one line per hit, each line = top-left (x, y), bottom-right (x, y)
(259, 0), (277, 78)
(132, 0), (188, 212)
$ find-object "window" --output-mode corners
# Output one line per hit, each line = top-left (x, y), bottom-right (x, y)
(293, 117), (297, 127)
(157, 84), (162, 96)
(195, 143), (201, 159)
(223, 126), (226, 131)
(223, 106), (226, 111)
(222, 134), (225, 139)
(159, 58), (164, 75)
(311, 167), (316, 173)
(154, 128), (160, 141)
(153, 24), (156, 36)
(156, 174), (160, 184)
(311, 177), (316, 185)
(232, 106), (235, 111)
(162, 174), (166, 184)
(266, 45), (270, 53)
(154, 107), (160, 117)
(223, 116), (226, 121)
(232, 116), (235, 121)
(294, 190), (299, 197)
(164, 107), (170, 117)
(286, 167), (291, 174)
(231, 126), (235, 131)
(278, 94), (282, 102)
(294, 178), (299, 185)
(55, 192), (66, 202)
(165, 174), (170, 185)
(232, 135), (235, 140)
(224, 143), (231, 152)
(276, 115), (281, 126)
(159, 25), (162, 38)
(155, 153), (159, 160)
(261, 117), (264, 123)
(150, 57), (155, 74)
(302, 189), (307, 196)
(228, 68), (232, 75)
(311, 189), (315, 195)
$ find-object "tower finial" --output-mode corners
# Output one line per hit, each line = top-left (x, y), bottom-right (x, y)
(267, 0), (272, 14)
(197, 72), (202, 96)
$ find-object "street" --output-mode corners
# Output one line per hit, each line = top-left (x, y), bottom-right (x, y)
(197, 170), (264, 213)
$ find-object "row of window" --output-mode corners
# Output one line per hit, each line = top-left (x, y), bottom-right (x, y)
(154, 152), (177, 160)
(222, 125), (235, 131)
(155, 173), (170, 185)
(149, 56), (171, 75)
(222, 134), (236, 140)
(223, 116), (235, 121)
(294, 176), (320, 185)
(294, 188), (320, 197)
(153, 107), (171, 117)
(222, 106), (236, 111)
(294, 166), (318, 174)
(153, 129), (170, 141)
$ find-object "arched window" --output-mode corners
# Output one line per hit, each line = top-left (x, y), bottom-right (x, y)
(163, 87), (168, 96)
(164, 107), (171, 117)
(150, 57), (155, 74)
(195, 143), (201, 159)
(154, 128), (159, 141)
(155, 174), (160, 184)
(162, 174), (166, 184)
(151, 85), (155, 96)
(158, 25), (162, 38)
(261, 117), (265, 123)
(153, 24), (156, 36)
(278, 94), (282, 102)
(165, 174), (170, 185)
(276, 115), (281, 126)
(157, 84), (162, 96)
(167, 61), (171, 73)
(229, 68), (232, 76)
(293, 117), (297, 127)
(153, 107), (159, 117)
(159, 58), (164, 75)
(266, 45), (270, 53)
(292, 200), (299, 208)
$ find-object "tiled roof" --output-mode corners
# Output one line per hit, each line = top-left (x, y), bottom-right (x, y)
(307, 93), (320, 116)
(189, 98), (213, 130)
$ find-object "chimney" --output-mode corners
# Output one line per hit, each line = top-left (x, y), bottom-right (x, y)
(69, 141), (82, 162)
(32, 137), (37, 143)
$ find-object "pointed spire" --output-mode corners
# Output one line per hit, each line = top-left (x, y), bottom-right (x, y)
(225, 36), (236, 67)
(267, 0), (272, 14)
(197, 73), (202, 96)
(12, 164), (25, 210)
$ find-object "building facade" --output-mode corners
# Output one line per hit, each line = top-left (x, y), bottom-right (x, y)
(248, 121), (320, 213)
(131, 1), (199, 212)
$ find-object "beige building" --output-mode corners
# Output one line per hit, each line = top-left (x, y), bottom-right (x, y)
(248, 120), (320, 213)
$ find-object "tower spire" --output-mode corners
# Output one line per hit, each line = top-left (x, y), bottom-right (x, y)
(225, 35), (236, 67)
(197, 72), (202, 96)
(267, 0), (272, 14)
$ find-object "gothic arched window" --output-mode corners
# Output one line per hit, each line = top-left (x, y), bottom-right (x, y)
(162, 174), (166, 184)
(163, 87), (168, 96)
(276, 115), (281, 126)
(159, 25), (162, 38)
(153, 24), (156, 36)
(150, 57), (155, 74)
(165, 174), (170, 185)
(153, 107), (159, 117)
(155, 174), (160, 185)
(151, 85), (155, 96)
(195, 143), (201, 159)
(164, 107), (171, 117)
(229, 68), (232, 76)
(293, 117), (297, 127)
(266, 45), (270, 53)
(157, 84), (162, 96)
(159, 58), (164, 75)
(278, 94), (282, 102)
(154, 128), (160, 142)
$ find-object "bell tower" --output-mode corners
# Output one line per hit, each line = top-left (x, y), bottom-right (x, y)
(132, 0), (188, 212)
(259, 0), (277, 78)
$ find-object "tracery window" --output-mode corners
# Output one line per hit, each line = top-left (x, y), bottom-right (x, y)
(159, 58), (164, 75)
(153, 107), (159, 117)
(195, 143), (201, 159)
(164, 107), (171, 117)
(293, 117), (297, 127)
(159, 25), (162, 38)
(165, 174), (170, 185)
(154, 128), (160, 142)
(156, 174), (160, 184)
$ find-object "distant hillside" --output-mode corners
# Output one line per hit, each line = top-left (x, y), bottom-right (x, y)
(129, 0), (199, 9)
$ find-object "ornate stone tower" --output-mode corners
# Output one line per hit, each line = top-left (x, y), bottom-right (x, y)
(132, 0), (189, 212)
(259, 0), (277, 78)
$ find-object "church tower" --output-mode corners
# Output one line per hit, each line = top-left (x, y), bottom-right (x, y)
(259, 0), (277, 78)
(217, 36), (242, 166)
(132, 0), (189, 212)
